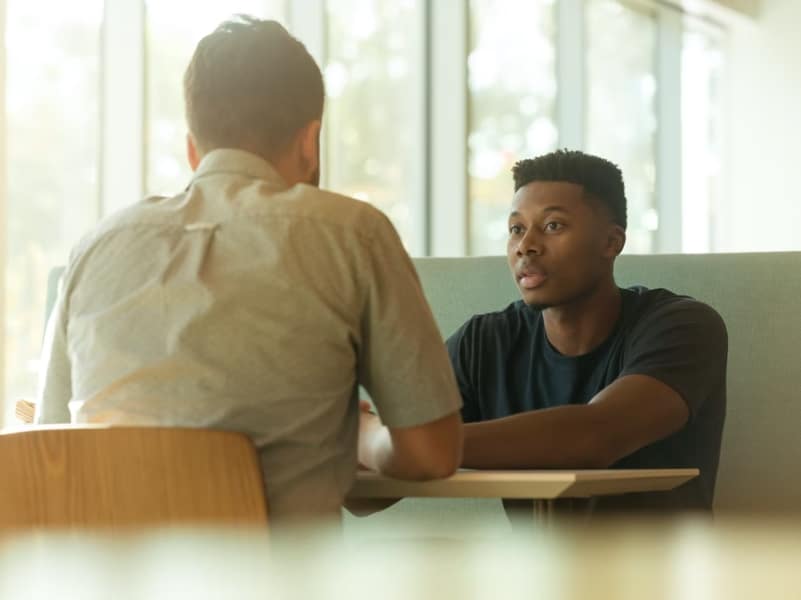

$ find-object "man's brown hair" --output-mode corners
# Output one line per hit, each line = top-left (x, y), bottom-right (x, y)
(184, 16), (324, 162)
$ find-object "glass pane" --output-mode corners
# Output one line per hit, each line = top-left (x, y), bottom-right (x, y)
(4, 0), (102, 422)
(145, 1), (287, 197)
(586, 0), (658, 254)
(325, 0), (424, 252)
(468, 0), (558, 256)
(682, 22), (724, 253)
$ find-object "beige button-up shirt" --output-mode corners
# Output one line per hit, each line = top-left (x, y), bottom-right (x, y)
(37, 149), (461, 521)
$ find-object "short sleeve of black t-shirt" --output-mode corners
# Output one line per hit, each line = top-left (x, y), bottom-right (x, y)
(618, 293), (728, 421)
(445, 287), (728, 512)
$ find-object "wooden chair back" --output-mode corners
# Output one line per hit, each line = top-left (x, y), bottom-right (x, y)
(0, 426), (268, 530)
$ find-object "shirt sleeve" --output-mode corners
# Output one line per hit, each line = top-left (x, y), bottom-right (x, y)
(620, 296), (728, 420)
(356, 213), (462, 428)
(36, 287), (73, 424)
(445, 320), (482, 423)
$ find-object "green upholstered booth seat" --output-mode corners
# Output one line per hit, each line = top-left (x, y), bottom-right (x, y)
(45, 252), (801, 532)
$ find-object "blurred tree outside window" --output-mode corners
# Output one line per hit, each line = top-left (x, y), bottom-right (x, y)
(4, 0), (102, 422)
(325, 0), (424, 251)
(1, 0), (729, 422)
(467, 0), (557, 256)
(586, 0), (658, 255)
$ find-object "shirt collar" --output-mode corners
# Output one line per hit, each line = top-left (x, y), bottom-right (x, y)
(190, 148), (288, 189)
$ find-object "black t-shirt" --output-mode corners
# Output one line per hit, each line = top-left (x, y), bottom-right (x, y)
(446, 287), (728, 512)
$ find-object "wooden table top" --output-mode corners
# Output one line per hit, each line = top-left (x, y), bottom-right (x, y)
(348, 468), (699, 499)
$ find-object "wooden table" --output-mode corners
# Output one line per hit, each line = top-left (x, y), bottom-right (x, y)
(348, 468), (699, 520)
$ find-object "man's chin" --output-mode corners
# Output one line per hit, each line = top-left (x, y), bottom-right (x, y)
(524, 300), (552, 311)
(519, 289), (552, 310)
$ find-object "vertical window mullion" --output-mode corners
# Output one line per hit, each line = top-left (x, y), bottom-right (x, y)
(656, 5), (683, 253)
(0, 0), (7, 420)
(410, 1), (427, 256)
(557, 0), (585, 150)
(100, 0), (145, 216)
(287, 0), (326, 69)
(288, 0), (327, 190)
(429, 0), (467, 257)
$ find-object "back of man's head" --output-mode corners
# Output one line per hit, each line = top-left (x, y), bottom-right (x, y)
(512, 149), (628, 230)
(184, 16), (324, 163)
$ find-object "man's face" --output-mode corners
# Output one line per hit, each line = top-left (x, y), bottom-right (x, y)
(506, 181), (621, 309)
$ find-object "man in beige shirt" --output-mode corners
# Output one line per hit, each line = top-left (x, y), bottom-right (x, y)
(37, 17), (462, 524)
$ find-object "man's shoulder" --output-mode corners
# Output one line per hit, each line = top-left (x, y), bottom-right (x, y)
(279, 184), (395, 237)
(72, 184), (395, 263)
(67, 194), (184, 262)
(623, 286), (727, 339)
(626, 286), (721, 315)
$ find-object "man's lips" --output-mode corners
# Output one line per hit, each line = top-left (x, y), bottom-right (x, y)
(516, 267), (547, 290)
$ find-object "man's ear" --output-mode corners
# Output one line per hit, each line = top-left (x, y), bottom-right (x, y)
(298, 119), (321, 183)
(186, 133), (201, 172)
(604, 225), (626, 258)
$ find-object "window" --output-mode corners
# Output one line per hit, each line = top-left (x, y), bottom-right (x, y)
(586, 0), (658, 254)
(1, 0), (732, 421)
(467, 0), (557, 256)
(324, 0), (425, 253)
(681, 20), (725, 253)
(145, 0), (287, 197)
(4, 0), (103, 421)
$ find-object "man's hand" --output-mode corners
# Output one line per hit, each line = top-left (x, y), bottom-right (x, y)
(348, 400), (402, 515)
(357, 400), (382, 471)
(357, 400), (462, 480)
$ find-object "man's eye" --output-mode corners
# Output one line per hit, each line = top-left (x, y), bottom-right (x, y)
(509, 224), (524, 235)
(544, 222), (564, 232)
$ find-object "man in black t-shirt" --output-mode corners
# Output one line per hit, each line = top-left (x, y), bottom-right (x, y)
(446, 150), (727, 512)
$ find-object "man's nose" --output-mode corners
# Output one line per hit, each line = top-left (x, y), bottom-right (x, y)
(516, 229), (542, 256)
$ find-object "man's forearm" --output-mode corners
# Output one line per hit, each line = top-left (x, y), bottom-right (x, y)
(359, 424), (453, 480)
(358, 410), (462, 480)
(462, 404), (616, 470)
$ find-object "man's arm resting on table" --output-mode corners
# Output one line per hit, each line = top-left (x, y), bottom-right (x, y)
(462, 374), (689, 469)
(359, 409), (463, 480)
(36, 296), (73, 424)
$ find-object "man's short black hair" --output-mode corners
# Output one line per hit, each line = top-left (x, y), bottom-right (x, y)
(184, 15), (324, 162)
(512, 149), (627, 230)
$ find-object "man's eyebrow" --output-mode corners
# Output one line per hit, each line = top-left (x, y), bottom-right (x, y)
(508, 206), (571, 219)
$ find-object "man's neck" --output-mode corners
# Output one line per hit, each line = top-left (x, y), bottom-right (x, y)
(541, 280), (622, 357)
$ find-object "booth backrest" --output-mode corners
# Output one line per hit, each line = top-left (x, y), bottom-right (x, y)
(412, 252), (801, 514)
(44, 252), (801, 518)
